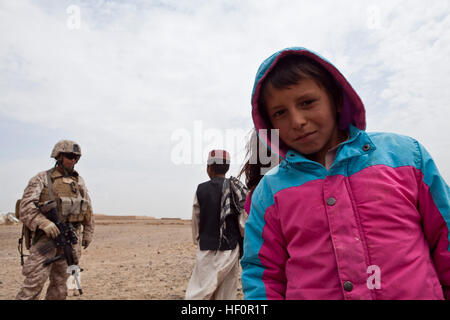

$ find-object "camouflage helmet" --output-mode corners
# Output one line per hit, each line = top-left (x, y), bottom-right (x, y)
(51, 140), (82, 159)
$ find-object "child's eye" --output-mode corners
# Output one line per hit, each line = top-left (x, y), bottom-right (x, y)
(272, 110), (285, 118)
(300, 99), (315, 108)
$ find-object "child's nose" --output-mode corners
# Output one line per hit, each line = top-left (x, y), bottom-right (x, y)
(290, 110), (307, 128)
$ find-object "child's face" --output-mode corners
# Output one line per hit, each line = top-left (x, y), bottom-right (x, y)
(263, 78), (340, 163)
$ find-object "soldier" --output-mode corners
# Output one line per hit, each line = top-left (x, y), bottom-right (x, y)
(16, 140), (94, 300)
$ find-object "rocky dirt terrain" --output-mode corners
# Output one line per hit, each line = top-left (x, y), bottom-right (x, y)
(0, 215), (244, 300)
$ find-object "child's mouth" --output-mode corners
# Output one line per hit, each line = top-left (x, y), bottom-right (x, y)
(294, 131), (316, 142)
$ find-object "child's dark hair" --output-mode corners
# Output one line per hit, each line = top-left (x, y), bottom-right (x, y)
(238, 129), (277, 192)
(208, 163), (230, 175)
(238, 157), (269, 192)
(258, 55), (343, 126)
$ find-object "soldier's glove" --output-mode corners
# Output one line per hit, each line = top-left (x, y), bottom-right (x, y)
(39, 220), (60, 239)
(82, 238), (91, 249)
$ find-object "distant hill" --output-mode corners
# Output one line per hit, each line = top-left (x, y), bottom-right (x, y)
(93, 214), (190, 225)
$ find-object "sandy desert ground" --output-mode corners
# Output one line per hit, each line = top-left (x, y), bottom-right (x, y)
(0, 214), (244, 300)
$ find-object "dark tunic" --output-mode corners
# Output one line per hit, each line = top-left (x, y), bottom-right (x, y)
(196, 177), (240, 251)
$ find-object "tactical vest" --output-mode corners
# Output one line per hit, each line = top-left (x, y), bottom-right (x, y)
(39, 168), (90, 224)
(196, 177), (240, 251)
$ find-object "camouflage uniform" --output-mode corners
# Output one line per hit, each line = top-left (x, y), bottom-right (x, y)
(16, 140), (94, 300)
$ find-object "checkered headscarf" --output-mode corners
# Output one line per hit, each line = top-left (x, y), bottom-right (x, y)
(218, 176), (248, 249)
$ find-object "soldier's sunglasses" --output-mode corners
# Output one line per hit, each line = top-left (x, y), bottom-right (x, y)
(63, 153), (79, 160)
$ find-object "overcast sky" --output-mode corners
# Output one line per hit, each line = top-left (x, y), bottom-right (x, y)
(1, 0), (449, 219)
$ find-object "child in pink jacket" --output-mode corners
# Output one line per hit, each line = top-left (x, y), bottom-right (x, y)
(241, 47), (450, 300)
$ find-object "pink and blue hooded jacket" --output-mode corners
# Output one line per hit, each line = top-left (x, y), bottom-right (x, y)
(241, 47), (450, 300)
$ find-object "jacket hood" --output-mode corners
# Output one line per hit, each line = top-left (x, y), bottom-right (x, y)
(251, 47), (366, 159)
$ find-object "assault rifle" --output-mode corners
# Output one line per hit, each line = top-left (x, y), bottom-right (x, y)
(38, 200), (83, 295)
